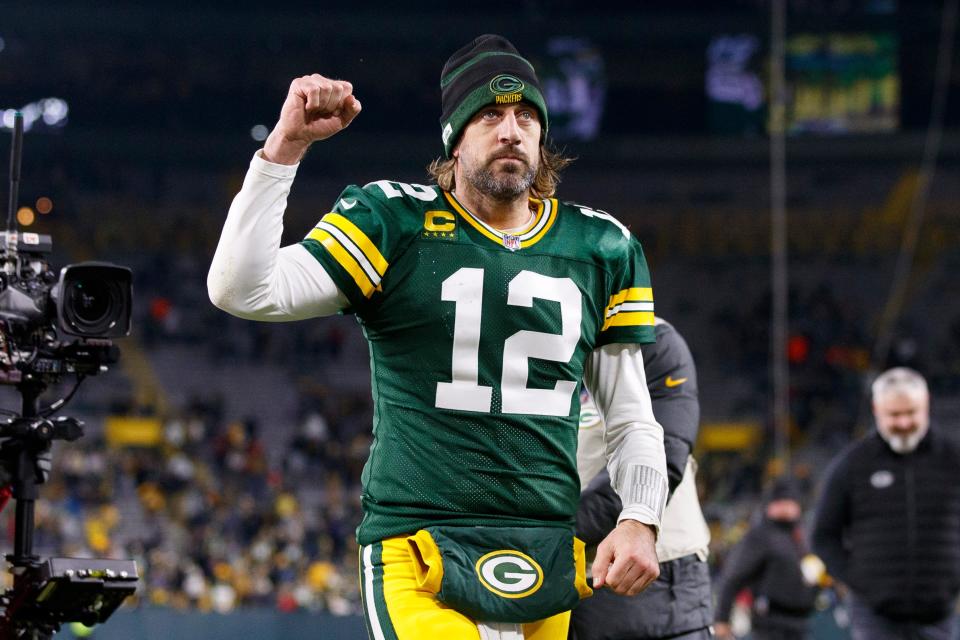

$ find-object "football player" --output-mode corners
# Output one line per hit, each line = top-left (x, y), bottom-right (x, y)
(208, 34), (667, 639)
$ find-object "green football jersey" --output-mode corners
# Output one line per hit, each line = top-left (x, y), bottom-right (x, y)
(300, 179), (655, 545)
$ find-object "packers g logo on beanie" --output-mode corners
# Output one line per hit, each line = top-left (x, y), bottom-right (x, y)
(489, 75), (524, 107)
(439, 35), (549, 157)
(475, 550), (544, 599)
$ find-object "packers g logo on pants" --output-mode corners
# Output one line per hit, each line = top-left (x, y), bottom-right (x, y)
(475, 550), (544, 598)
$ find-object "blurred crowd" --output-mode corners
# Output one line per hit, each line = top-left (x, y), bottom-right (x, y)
(3, 396), (372, 616)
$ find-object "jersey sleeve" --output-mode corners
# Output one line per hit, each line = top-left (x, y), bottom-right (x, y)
(298, 184), (403, 311)
(597, 234), (656, 346)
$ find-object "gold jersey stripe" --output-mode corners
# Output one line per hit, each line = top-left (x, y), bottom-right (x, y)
(443, 192), (555, 248)
(306, 228), (378, 298)
(446, 192), (547, 238)
(444, 192), (501, 244)
(520, 199), (558, 248)
(602, 311), (656, 331)
(606, 287), (654, 310)
(604, 287), (654, 318)
(321, 212), (389, 276)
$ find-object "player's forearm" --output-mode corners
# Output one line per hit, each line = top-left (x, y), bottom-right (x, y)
(609, 426), (668, 527)
(263, 130), (311, 165)
(207, 152), (347, 320)
(585, 344), (668, 531)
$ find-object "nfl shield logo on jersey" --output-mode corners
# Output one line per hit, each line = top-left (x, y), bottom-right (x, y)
(503, 234), (521, 251)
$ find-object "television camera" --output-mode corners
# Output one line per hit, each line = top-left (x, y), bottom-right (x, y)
(0, 113), (138, 638)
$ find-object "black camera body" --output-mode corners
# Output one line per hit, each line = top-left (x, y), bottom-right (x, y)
(0, 230), (132, 385)
(0, 557), (139, 638)
(0, 114), (139, 637)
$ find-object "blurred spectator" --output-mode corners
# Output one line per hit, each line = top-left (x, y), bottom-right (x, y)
(714, 477), (818, 640)
(812, 367), (960, 640)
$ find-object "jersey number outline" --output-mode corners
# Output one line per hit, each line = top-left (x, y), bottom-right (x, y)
(368, 180), (438, 202)
(435, 268), (582, 416)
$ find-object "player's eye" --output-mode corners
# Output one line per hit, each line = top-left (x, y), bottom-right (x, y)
(481, 109), (501, 120)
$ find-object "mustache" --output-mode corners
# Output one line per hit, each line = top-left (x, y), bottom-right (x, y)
(489, 149), (530, 164)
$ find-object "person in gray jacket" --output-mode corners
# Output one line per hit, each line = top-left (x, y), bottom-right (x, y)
(571, 317), (713, 639)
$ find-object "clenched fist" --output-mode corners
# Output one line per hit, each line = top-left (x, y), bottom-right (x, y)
(592, 519), (660, 596)
(263, 74), (362, 165)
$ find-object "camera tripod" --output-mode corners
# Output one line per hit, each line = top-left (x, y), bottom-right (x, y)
(0, 378), (138, 639)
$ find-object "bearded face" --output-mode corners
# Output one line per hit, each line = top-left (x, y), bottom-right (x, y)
(453, 104), (541, 203)
(873, 390), (930, 454)
(461, 147), (537, 201)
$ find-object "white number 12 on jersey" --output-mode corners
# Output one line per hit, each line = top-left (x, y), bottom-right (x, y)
(435, 268), (582, 417)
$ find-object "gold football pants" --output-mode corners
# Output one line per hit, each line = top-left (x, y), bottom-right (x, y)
(359, 537), (570, 639)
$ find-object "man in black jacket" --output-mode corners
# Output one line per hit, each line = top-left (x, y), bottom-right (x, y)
(713, 478), (817, 640)
(811, 367), (960, 640)
(571, 318), (713, 639)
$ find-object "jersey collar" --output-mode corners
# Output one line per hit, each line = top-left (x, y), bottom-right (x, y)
(444, 191), (558, 249)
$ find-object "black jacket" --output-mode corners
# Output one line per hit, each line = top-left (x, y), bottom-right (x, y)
(714, 517), (817, 631)
(571, 320), (712, 639)
(811, 429), (960, 622)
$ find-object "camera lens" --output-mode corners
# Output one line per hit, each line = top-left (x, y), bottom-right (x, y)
(68, 279), (113, 325)
(57, 264), (132, 338)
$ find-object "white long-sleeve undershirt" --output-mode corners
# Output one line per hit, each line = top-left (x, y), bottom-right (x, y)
(207, 151), (347, 320)
(207, 152), (667, 528)
(584, 344), (668, 528)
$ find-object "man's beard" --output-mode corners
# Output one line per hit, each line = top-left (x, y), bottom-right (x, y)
(463, 153), (536, 202)
(881, 428), (927, 454)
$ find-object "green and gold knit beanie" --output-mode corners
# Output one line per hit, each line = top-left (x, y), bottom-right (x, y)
(439, 34), (549, 158)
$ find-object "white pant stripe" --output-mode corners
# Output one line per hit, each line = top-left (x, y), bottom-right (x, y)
(362, 544), (387, 640)
(476, 622), (524, 640)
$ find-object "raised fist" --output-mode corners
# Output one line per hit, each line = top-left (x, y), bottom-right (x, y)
(264, 74), (362, 164)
